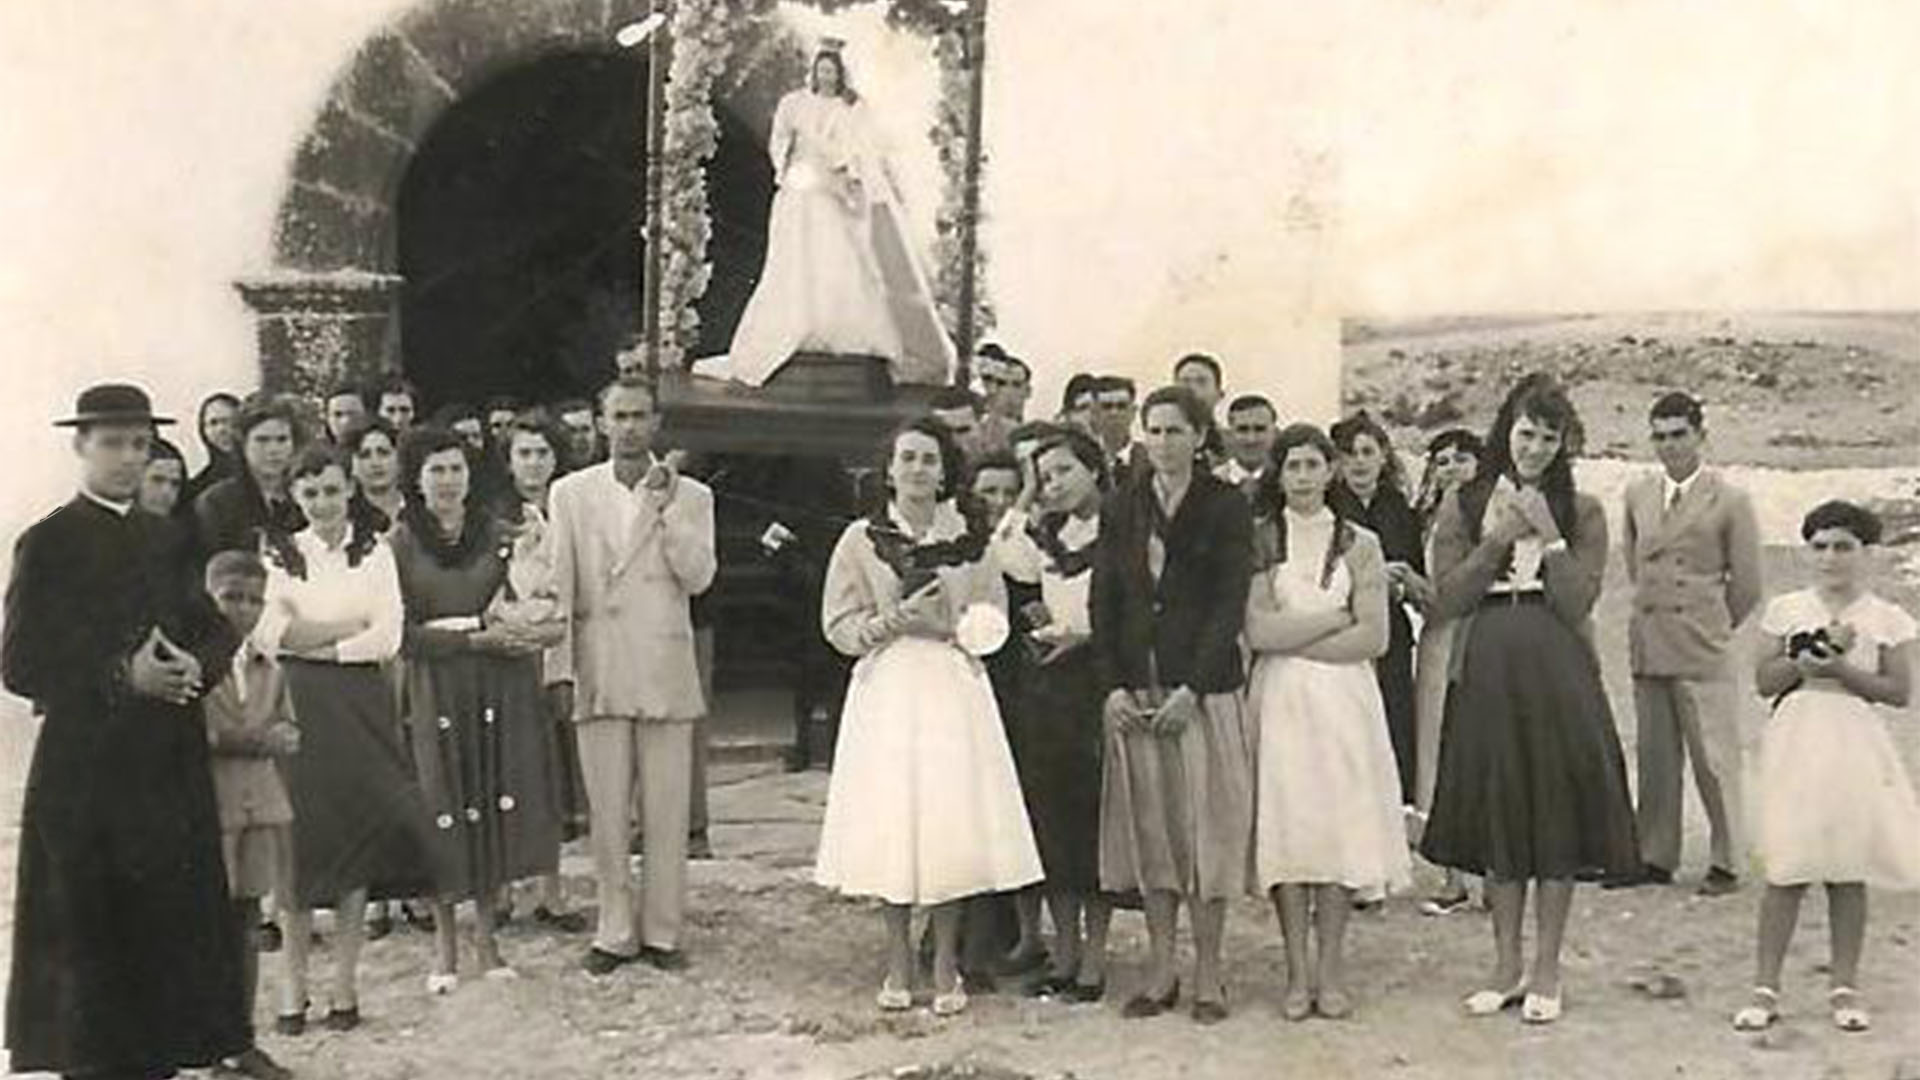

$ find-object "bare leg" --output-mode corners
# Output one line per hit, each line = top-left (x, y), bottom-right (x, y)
(431, 898), (459, 979)
(1079, 895), (1113, 988)
(1529, 879), (1574, 997)
(1043, 890), (1083, 981)
(475, 895), (505, 971)
(1313, 884), (1354, 1009)
(1191, 896), (1228, 1005)
(1826, 883), (1867, 989)
(1012, 886), (1047, 965)
(930, 902), (964, 993)
(882, 905), (913, 991)
(1754, 883), (1806, 990)
(1141, 889), (1181, 999)
(1483, 877), (1528, 992)
(278, 907), (313, 1016)
(332, 887), (369, 1010)
(1272, 884), (1312, 998)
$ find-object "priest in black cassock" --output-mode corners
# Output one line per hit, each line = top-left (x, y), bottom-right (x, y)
(4, 384), (253, 1080)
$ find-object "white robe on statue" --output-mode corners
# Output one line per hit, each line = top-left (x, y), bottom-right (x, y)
(722, 89), (955, 388)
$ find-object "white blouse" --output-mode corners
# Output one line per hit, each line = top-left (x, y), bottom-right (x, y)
(254, 529), (404, 665)
(991, 507), (1098, 637)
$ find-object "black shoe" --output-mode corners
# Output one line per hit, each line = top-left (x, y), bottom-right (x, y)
(583, 946), (636, 976)
(365, 911), (393, 941)
(401, 902), (437, 933)
(214, 1046), (294, 1080)
(1603, 864), (1673, 890)
(1696, 866), (1741, 897)
(324, 1006), (361, 1032)
(1191, 997), (1230, 1025)
(257, 921), (283, 953)
(532, 906), (590, 934)
(272, 1001), (308, 1037)
(639, 945), (688, 972)
(1120, 981), (1180, 1019)
(1025, 973), (1078, 998)
(687, 832), (715, 860)
(1068, 980), (1106, 1004)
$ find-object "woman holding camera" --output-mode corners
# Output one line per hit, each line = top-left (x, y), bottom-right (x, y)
(1733, 500), (1920, 1034)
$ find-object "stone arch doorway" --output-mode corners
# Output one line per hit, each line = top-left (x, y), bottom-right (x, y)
(237, 0), (783, 403)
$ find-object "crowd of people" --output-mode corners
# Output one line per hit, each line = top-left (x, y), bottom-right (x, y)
(3, 345), (1916, 1079)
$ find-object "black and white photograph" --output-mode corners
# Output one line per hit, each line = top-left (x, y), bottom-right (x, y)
(2, 2), (1917, 1078)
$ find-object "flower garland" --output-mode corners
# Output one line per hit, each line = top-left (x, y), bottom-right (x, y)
(656, 0), (735, 368)
(654, 0), (992, 366)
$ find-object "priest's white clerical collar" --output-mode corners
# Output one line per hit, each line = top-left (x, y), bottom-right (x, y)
(81, 488), (134, 517)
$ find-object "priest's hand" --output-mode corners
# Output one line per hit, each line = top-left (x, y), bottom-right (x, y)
(127, 628), (199, 705)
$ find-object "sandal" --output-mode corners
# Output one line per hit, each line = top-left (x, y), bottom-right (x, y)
(1316, 986), (1355, 1020)
(1731, 986), (1779, 1032)
(1521, 990), (1563, 1025)
(1829, 987), (1871, 1033)
(1463, 979), (1528, 1017)
(932, 978), (970, 1017)
(875, 978), (912, 1012)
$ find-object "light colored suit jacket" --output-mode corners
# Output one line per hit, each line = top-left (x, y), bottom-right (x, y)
(549, 461), (717, 721)
(1622, 467), (1762, 679)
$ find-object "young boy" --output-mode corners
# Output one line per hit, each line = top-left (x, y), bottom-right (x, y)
(203, 549), (299, 1080)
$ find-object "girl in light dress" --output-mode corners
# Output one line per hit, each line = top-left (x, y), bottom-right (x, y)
(1248, 424), (1413, 1021)
(1732, 500), (1919, 1035)
(814, 418), (1043, 1016)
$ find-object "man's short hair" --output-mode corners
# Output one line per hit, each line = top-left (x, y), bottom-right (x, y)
(978, 343), (1031, 381)
(324, 381), (364, 404)
(970, 450), (1020, 479)
(484, 395), (521, 415)
(1227, 393), (1276, 419)
(205, 549), (268, 588)
(1092, 375), (1137, 401)
(930, 386), (981, 414)
(235, 393), (305, 444)
(370, 375), (416, 402)
(1062, 373), (1099, 413)
(555, 397), (593, 417)
(597, 373), (658, 412)
(1173, 352), (1223, 386)
(1649, 391), (1704, 430)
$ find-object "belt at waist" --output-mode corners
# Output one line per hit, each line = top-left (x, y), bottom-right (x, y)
(1479, 588), (1547, 610)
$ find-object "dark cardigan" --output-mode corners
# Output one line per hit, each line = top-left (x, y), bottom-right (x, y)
(1092, 467), (1253, 696)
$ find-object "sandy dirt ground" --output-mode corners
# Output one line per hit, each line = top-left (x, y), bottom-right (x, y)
(3, 543), (1918, 1080)
(1341, 311), (1920, 470)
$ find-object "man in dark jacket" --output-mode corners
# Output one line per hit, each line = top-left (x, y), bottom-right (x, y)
(5, 384), (257, 1079)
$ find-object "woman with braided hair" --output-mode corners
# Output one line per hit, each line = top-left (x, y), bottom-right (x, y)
(1248, 423), (1412, 1021)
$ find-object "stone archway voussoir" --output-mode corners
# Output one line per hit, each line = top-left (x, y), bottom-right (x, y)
(397, 0), (628, 100)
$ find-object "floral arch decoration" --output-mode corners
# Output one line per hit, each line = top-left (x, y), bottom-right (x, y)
(655, 0), (993, 369)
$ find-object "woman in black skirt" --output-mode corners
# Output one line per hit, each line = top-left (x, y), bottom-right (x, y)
(1418, 373), (1637, 1025)
(1329, 411), (1423, 805)
(992, 426), (1114, 1001)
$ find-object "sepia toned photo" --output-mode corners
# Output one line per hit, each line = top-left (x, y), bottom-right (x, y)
(3, 1), (1919, 1078)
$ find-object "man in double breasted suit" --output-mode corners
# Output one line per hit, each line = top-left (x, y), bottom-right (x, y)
(1616, 393), (1762, 894)
(549, 375), (716, 973)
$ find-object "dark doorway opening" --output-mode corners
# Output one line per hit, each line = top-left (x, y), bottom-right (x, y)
(397, 53), (776, 411)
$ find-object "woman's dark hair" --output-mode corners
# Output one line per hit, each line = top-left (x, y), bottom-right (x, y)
(234, 393), (305, 446)
(148, 437), (186, 467)
(1463, 372), (1583, 542)
(399, 425), (474, 504)
(1253, 423), (1353, 587)
(1414, 427), (1484, 525)
(885, 416), (964, 503)
(1033, 425), (1112, 494)
(196, 392), (241, 451)
(808, 48), (859, 103)
(1801, 500), (1883, 545)
(1329, 410), (1408, 499)
(1139, 384), (1210, 438)
(397, 426), (493, 569)
(504, 414), (573, 486)
(339, 416), (401, 461)
(269, 442), (377, 572)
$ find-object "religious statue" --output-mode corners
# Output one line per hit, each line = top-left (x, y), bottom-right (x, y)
(721, 41), (955, 387)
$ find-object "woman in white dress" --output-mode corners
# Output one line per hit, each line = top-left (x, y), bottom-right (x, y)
(725, 46), (954, 387)
(1734, 500), (1920, 1034)
(815, 418), (1042, 1016)
(1248, 424), (1413, 1021)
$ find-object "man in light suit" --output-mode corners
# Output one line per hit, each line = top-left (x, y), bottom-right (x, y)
(1614, 392), (1762, 895)
(550, 374), (717, 973)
